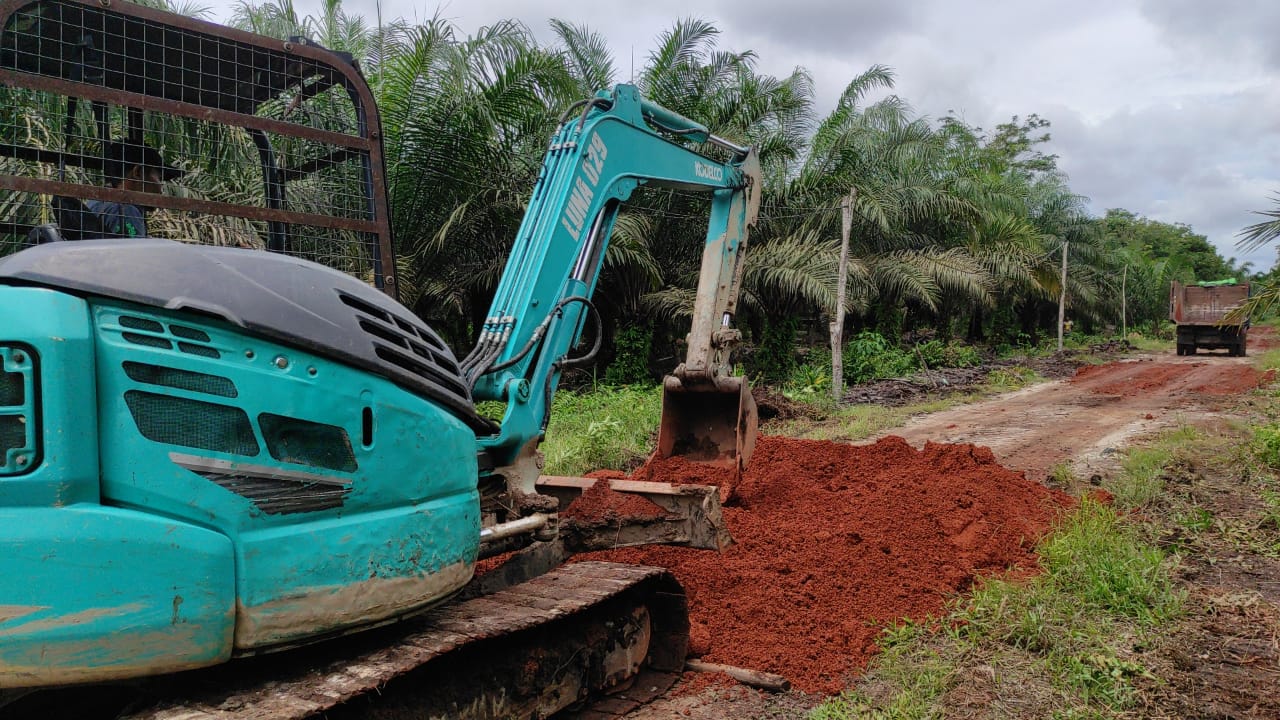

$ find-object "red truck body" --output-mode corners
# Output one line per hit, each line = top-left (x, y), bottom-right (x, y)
(1169, 281), (1250, 356)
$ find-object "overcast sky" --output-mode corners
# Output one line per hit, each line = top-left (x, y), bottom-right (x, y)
(258, 0), (1280, 270)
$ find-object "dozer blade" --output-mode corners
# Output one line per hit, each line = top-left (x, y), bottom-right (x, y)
(656, 375), (758, 472)
(538, 476), (734, 551)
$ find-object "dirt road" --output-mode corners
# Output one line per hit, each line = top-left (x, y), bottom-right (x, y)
(890, 334), (1274, 481)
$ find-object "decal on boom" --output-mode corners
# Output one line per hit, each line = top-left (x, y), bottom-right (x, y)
(560, 133), (609, 242)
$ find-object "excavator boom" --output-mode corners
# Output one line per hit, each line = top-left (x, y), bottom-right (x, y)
(467, 86), (761, 497)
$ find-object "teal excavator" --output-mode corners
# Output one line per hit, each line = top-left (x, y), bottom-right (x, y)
(0, 0), (758, 717)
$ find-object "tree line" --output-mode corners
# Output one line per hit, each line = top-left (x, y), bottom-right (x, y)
(2, 0), (1254, 386)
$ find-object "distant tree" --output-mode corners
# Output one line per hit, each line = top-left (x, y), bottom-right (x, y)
(1103, 209), (1233, 282)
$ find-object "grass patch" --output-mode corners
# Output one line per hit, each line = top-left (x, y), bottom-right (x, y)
(1125, 332), (1173, 353)
(985, 365), (1040, 390)
(539, 384), (662, 475)
(1048, 461), (1077, 487)
(1254, 348), (1280, 372)
(1037, 501), (1184, 623)
(1110, 425), (1199, 507)
(810, 619), (955, 720)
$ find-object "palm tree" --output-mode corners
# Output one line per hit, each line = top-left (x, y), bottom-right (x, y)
(1234, 194), (1280, 318)
(373, 18), (581, 342)
(1238, 194), (1280, 252)
(776, 68), (983, 333)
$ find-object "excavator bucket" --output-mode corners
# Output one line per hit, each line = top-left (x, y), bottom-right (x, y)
(656, 375), (758, 472)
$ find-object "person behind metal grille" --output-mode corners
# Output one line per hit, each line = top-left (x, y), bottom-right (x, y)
(87, 141), (185, 238)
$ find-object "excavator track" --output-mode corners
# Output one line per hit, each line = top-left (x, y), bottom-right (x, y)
(98, 562), (688, 720)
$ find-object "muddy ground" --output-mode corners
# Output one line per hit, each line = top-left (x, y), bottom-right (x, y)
(891, 340), (1274, 483)
(615, 330), (1280, 719)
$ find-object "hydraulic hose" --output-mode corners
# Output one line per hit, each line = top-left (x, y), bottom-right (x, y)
(540, 296), (602, 433)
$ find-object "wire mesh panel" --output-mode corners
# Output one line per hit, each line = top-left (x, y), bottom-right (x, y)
(0, 0), (395, 294)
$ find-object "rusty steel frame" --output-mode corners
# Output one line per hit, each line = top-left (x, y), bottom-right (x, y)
(0, 69), (372, 152)
(0, 174), (380, 234)
(0, 0), (399, 296)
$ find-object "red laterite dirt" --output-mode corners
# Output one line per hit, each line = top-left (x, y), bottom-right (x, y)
(1072, 360), (1274, 397)
(559, 477), (669, 523)
(573, 435), (1072, 695)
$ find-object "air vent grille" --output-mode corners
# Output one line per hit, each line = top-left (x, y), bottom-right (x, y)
(337, 291), (469, 399)
(115, 314), (222, 359)
(259, 413), (357, 472)
(0, 417), (25, 461)
(123, 362), (237, 398)
(0, 369), (23, 406)
(125, 390), (259, 456)
(0, 345), (38, 475)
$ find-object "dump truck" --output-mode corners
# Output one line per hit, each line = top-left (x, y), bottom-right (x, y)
(0, 0), (760, 716)
(1170, 279), (1251, 356)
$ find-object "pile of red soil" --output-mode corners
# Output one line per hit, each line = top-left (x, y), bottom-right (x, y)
(1073, 360), (1275, 396)
(1080, 364), (1187, 395)
(560, 478), (669, 523)
(575, 435), (1071, 695)
(1190, 367), (1276, 394)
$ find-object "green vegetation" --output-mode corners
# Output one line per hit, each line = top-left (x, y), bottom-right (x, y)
(915, 339), (982, 370)
(0, 1), (1247, 377)
(1256, 347), (1280, 373)
(1237, 195), (1280, 319)
(843, 331), (917, 384)
(539, 384), (662, 476)
(986, 365), (1039, 390)
(1124, 331), (1173, 353)
(1109, 425), (1199, 507)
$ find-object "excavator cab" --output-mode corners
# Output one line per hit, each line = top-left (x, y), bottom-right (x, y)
(0, 0), (397, 289)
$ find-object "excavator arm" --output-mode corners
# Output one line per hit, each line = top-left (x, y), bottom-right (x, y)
(467, 85), (761, 497)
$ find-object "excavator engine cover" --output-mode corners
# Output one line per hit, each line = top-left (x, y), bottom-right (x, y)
(656, 375), (758, 473)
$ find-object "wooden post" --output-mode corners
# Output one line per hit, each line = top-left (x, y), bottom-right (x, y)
(831, 189), (855, 400)
(1120, 263), (1128, 338)
(1057, 240), (1069, 352)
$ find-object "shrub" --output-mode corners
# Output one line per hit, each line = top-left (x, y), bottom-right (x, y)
(604, 324), (653, 385)
(843, 331), (914, 384)
(755, 316), (800, 381)
(783, 363), (830, 401)
(916, 339), (982, 369)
